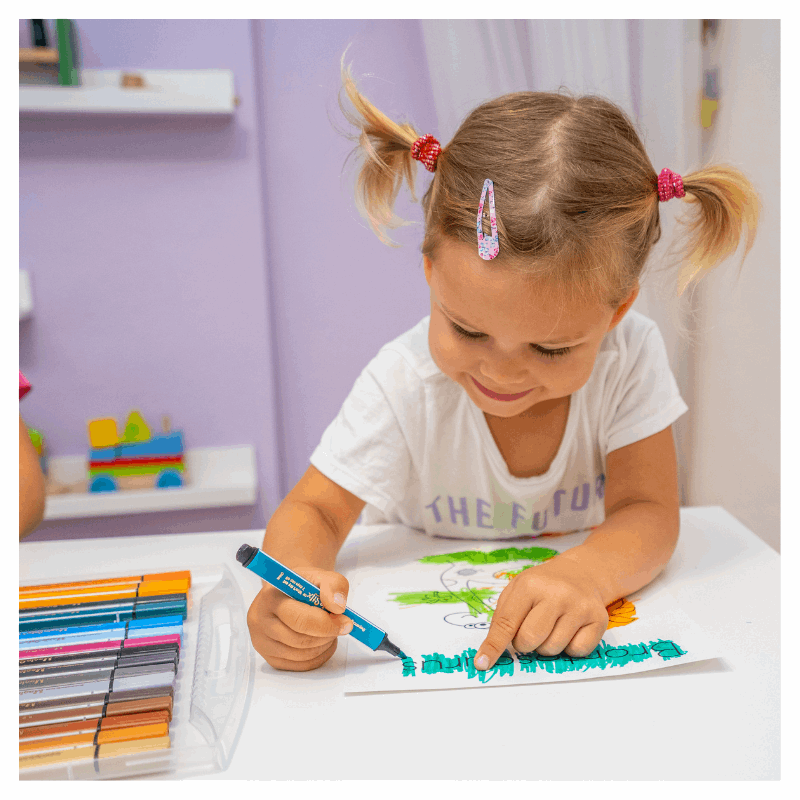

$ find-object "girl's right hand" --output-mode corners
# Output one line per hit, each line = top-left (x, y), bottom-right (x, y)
(245, 567), (354, 671)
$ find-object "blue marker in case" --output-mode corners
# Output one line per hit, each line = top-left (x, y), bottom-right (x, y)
(236, 544), (406, 659)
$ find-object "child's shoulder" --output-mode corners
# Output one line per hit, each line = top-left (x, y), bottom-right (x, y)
(599, 309), (661, 358)
(369, 315), (440, 382)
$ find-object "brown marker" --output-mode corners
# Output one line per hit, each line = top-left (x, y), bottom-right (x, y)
(20, 710), (169, 740)
(19, 687), (174, 726)
(19, 721), (169, 754)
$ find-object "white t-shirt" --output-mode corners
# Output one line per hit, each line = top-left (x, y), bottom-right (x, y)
(310, 310), (687, 539)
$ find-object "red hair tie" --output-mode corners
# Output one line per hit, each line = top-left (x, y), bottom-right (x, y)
(411, 134), (441, 172)
(657, 168), (685, 202)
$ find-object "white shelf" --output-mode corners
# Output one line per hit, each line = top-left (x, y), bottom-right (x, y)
(20, 270), (32, 319)
(20, 69), (236, 116)
(43, 445), (257, 520)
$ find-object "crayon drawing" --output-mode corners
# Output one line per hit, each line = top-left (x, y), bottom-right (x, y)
(343, 530), (717, 694)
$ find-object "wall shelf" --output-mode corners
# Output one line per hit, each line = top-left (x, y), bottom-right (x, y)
(20, 69), (236, 116)
(43, 444), (256, 520)
(19, 47), (59, 64)
(20, 270), (33, 319)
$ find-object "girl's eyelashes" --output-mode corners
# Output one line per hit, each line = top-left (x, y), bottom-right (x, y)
(449, 319), (572, 358)
(531, 344), (572, 359)
(450, 321), (486, 340)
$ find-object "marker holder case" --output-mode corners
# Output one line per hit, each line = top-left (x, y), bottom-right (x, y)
(19, 563), (254, 780)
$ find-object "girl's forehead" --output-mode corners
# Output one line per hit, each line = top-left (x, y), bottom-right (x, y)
(430, 242), (612, 338)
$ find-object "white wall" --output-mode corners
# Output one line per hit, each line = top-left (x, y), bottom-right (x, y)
(686, 20), (780, 550)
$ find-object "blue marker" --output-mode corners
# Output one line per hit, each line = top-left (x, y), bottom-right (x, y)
(236, 544), (407, 659)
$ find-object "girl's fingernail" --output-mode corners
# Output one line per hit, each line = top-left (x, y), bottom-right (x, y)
(475, 654), (489, 670)
(334, 592), (346, 609)
(339, 619), (353, 635)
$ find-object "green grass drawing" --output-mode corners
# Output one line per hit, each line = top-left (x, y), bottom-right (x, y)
(389, 545), (559, 619)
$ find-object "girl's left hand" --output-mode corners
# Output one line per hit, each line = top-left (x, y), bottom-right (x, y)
(474, 554), (609, 670)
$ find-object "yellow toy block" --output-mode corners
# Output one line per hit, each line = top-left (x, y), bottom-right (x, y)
(88, 418), (120, 449)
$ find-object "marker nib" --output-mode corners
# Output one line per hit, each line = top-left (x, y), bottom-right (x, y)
(376, 637), (406, 659)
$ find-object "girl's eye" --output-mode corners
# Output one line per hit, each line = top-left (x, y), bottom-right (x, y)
(450, 319), (572, 358)
(450, 321), (486, 340)
(531, 344), (572, 359)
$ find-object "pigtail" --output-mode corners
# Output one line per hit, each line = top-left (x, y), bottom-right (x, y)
(339, 57), (425, 245)
(673, 165), (761, 294)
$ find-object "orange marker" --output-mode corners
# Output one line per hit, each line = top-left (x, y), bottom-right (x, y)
(19, 734), (170, 769)
(20, 571), (191, 595)
(19, 579), (189, 610)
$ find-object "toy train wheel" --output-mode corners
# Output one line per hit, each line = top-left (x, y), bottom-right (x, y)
(156, 469), (183, 488)
(90, 475), (117, 493)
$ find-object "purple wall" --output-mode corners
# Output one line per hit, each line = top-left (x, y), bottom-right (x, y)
(255, 19), (435, 492)
(20, 20), (436, 541)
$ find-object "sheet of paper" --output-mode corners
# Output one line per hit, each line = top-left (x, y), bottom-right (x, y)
(343, 528), (719, 694)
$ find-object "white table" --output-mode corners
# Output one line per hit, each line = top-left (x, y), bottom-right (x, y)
(19, 506), (780, 780)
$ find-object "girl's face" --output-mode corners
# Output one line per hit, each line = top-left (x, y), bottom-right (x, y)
(423, 240), (637, 419)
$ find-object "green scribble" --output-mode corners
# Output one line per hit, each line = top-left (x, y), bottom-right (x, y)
(401, 640), (687, 681)
(419, 648), (515, 683)
(517, 639), (687, 674)
(389, 588), (497, 617)
(401, 657), (416, 677)
(419, 546), (558, 566)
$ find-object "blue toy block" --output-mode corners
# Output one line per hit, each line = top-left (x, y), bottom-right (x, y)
(156, 470), (183, 489)
(90, 475), (118, 493)
(89, 432), (184, 462)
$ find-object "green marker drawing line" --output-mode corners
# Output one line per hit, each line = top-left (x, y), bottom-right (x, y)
(389, 588), (497, 617)
(517, 639), (687, 674)
(419, 648), (515, 683)
(400, 640), (687, 681)
(419, 545), (559, 566)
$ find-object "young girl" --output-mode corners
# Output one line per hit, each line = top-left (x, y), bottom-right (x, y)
(246, 63), (760, 674)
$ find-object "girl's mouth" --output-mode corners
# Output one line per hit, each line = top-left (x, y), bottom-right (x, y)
(471, 377), (534, 402)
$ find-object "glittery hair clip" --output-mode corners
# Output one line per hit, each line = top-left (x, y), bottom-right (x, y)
(477, 179), (499, 260)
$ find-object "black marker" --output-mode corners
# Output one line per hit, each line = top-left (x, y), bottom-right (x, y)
(236, 544), (407, 659)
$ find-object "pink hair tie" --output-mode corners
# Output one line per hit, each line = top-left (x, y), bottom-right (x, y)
(657, 168), (685, 202)
(411, 134), (441, 172)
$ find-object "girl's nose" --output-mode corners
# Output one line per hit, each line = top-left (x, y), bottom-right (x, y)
(479, 357), (530, 389)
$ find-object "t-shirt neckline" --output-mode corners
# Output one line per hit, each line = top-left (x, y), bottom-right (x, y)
(465, 388), (581, 486)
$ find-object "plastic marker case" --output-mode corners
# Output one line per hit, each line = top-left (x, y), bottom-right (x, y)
(19, 564), (253, 780)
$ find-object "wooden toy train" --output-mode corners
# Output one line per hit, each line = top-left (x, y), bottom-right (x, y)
(87, 410), (186, 493)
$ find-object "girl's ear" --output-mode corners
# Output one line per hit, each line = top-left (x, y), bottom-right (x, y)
(423, 255), (433, 286)
(608, 284), (639, 331)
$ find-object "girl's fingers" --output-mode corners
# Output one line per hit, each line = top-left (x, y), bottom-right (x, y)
(475, 585), (535, 669)
(531, 614), (584, 656)
(564, 620), (608, 658)
(255, 630), (337, 664)
(263, 640), (338, 673)
(510, 603), (562, 655)
(274, 595), (352, 639)
(261, 611), (338, 650)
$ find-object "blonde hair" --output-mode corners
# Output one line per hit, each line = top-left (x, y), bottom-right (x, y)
(339, 59), (760, 305)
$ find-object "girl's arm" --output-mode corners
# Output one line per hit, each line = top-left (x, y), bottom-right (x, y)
(559, 425), (681, 604)
(474, 425), (680, 668)
(261, 464), (366, 570)
(246, 465), (365, 671)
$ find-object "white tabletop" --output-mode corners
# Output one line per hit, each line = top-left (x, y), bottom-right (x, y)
(19, 506), (780, 780)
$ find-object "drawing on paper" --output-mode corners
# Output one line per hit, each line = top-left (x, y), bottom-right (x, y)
(388, 546), (638, 630)
(399, 639), (687, 683)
